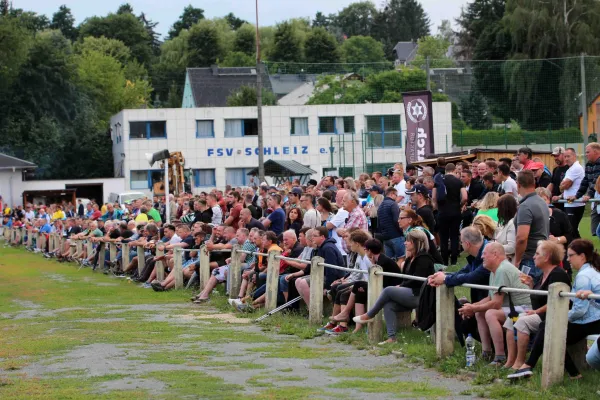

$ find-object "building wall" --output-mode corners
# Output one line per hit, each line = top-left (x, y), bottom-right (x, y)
(109, 103), (452, 191)
(0, 170), (24, 207)
(580, 96), (600, 135)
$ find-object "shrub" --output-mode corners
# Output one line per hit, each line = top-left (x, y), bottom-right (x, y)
(453, 127), (583, 147)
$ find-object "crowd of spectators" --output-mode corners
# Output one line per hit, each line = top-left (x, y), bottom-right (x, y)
(2, 144), (600, 380)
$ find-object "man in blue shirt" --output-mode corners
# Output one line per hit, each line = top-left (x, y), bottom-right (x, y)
(262, 194), (285, 236)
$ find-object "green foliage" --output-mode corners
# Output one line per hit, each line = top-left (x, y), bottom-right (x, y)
(411, 35), (455, 68)
(224, 12), (246, 30)
(226, 85), (276, 107)
(168, 5), (204, 39)
(74, 36), (132, 65)
(453, 127), (583, 147)
(304, 27), (340, 63)
(456, 0), (505, 59)
(340, 35), (386, 63)
(220, 51), (256, 67)
(459, 87), (491, 129)
(312, 11), (332, 29)
(50, 5), (78, 41)
(270, 21), (304, 62)
(234, 23), (256, 55)
(333, 1), (377, 37)
(187, 19), (224, 67)
(0, 17), (32, 95)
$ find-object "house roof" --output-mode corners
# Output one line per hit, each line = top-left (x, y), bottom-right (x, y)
(277, 82), (315, 106)
(0, 153), (37, 170)
(187, 66), (273, 107)
(393, 41), (418, 63)
(269, 74), (319, 96)
(246, 160), (316, 177)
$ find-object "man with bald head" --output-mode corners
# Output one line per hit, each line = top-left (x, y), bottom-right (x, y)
(459, 243), (532, 365)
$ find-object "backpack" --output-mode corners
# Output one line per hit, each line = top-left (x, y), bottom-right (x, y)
(416, 281), (436, 331)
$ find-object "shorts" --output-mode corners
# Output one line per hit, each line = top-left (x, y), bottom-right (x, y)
(212, 265), (229, 283)
(503, 313), (542, 336)
(501, 306), (530, 316)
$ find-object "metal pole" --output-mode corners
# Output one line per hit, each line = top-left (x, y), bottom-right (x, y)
(164, 161), (170, 223)
(581, 53), (589, 148)
(256, 0), (265, 183)
(426, 56), (431, 91)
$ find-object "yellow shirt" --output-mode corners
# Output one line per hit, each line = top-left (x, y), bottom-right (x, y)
(135, 213), (149, 223)
(101, 205), (107, 214)
(52, 210), (65, 220)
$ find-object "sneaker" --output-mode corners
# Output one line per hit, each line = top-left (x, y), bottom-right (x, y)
(507, 367), (533, 380)
(151, 282), (165, 292)
(317, 322), (337, 332)
(235, 302), (249, 312)
(326, 325), (348, 336)
(229, 298), (242, 307)
(141, 282), (152, 288)
(489, 356), (507, 367)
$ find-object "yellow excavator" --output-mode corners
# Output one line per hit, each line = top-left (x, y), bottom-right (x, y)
(152, 152), (190, 196)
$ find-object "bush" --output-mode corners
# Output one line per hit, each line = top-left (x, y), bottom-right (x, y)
(453, 127), (583, 147)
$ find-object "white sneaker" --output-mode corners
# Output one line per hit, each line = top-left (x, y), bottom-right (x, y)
(229, 298), (242, 307)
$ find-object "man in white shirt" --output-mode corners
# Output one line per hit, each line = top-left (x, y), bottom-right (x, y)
(207, 193), (222, 225)
(496, 164), (518, 198)
(326, 207), (349, 258)
(301, 194), (321, 229)
(24, 204), (35, 221)
(391, 171), (407, 205)
(561, 148), (585, 238)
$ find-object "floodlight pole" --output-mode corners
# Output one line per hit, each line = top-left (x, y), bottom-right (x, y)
(256, 0), (265, 184)
(164, 161), (170, 223)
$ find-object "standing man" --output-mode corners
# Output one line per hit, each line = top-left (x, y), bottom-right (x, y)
(288, 187), (303, 210)
(391, 170), (406, 205)
(574, 142), (600, 236)
(377, 187), (405, 260)
(207, 193), (222, 225)
(224, 191), (243, 228)
(495, 164), (518, 198)
(77, 200), (84, 217)
(518, 147), (534, 170)
(514, 170), (549, 283)
(548, 147), (569, 212)
(407, 184), (436, 234)
(301, 194), (321, 229)
(562, 148), (586, 238)
(434, 163), (467, 266)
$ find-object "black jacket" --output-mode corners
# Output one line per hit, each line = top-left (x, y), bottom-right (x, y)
(376, 197), (402, 240)
(376, 253), (403, 288)
(467, 180), (485, 204)
(194, 209), (213, 224)
(317, 238), (345, 289)
(536, 172), (551, 189)
(401, 251), (435, 296)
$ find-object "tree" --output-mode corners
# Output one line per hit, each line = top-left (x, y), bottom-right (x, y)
(50, 5), (78, 41)
(138, 12), (161, 56)
(340, 35), (386, 63)
(226, 85), (276, 106)
(75, 36), (132, 65)
(151, 31), (190, 107)
(8, 8), (49, 33)
(220, 51), (255, 67)
(117, 3), (134, 14)
(304, 27), (340, 63)
(1, 0), (9, 16)
(168, 5), (204, 39)
(333, 1), (377, 37)
(78, 12), (153, 65)
(437, 19), (455, 43)
(0, 17), (32, 95)
(411, 36), (454, 68)
(234, 23), (256, 55)
(312, 12), (331, 29)
(224, 12), (246, 30)
(269, 21), (303, 62)
(187, 20), (223, 67)
(455, 0), (505, 59)
(460, 87), (492, 129)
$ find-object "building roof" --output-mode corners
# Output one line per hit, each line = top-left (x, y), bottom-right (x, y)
(246, 160), (316, 177)
(269, 74), (319, 97)
(393, 41), (418, 63)
(187, 66), (273, 107)
(0, 153), (37, 170)
(277, 82), (316, 106)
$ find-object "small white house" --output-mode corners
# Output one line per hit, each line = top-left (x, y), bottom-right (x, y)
(0, 153), (36, 208)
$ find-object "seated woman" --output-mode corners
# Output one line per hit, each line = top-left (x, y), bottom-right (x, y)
(353, 230), (435, 344)
(503, 240), (570, 371)
(476, 192), (499, 223)
(508, 239), (600, 380)
(398, 209), (442, 264)
(495, 194), (517, 262)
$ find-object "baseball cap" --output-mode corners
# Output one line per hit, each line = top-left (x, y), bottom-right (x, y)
(369, 185), (383, 194)
(405, 184), (429, 197)
(552, 146), (565, 156)
(290, 187), (303, 196)
(530, 162), (545, 170)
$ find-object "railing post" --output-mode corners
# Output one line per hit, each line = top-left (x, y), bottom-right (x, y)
(40, 233), (47, 252)
(368, 265), (384, 343)
(436, 285), (455, 357)
(308, 256), (325, 325)
(155, 248), (165, 281)
(541, 282), (570, 389)
(229, 244), (242, 300)
(69, 240), (76, 257)
(76, 239), (83, 257)
(97, 242), (106, 270)
(109, 242), (117, 263)
(137, 245), (145, 275)
(199, 245), (210, 291)
(122, 243), (130, 271)
(27, 227), (33, 247)
(86, 240), (93, 258)
(173, 247), (184, 289)
(265, 249), (281, 312)
(36, 232), (42, 250)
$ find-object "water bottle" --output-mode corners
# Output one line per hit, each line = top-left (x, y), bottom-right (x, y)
(465, 334), (476, 367)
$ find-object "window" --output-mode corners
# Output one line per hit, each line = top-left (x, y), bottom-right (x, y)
(194, 169), (216, 187)
(337, 117), (355, 134)
(290, 117), (309, 135)
(226, 168), (252, 186)
(196, 120), (214, 138)
(319, 117), (336, 134)
(365, 115), (402, 148)
(129, 121), (167, 139)
(224, 119), (258, 137)
(130, 170), (150, 190)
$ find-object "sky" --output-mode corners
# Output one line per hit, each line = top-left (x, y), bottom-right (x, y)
(16, 0), (467, 38)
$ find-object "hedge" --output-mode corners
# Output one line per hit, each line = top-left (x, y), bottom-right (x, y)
(453, 128), (583, 147)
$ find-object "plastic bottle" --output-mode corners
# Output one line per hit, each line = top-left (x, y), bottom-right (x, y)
(465, 334), (476, 367)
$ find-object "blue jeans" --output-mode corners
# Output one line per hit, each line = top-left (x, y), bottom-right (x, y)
(383, 236), (405, 260)
(520, 258), (542, 286)
(587, 338), (600, 370)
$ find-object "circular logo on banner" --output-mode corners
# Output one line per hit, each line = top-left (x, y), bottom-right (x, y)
(406, 99), (428, 123)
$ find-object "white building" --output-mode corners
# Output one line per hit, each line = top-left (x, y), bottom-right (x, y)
(109, 103), (452, 193)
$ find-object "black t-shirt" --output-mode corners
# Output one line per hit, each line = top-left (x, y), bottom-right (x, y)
(246, 218), (266, 231)
(531, 266), (571, 317)
(109, 230), (121, 239)
(181, 235), (196, 261)
(195, 209), (213, 224)
(550, 165), (569, 196)
(417, 205), (436, 232)
(67, 226), (82, 238)
(439, 174), (464, 216)
(536, 172), (552, 188)
(121, 229), (135, 239)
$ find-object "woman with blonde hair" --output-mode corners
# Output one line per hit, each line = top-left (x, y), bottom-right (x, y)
(476, 192), (499, 222)
(495, 194), (517, 262)
(368, 194), (384, 235)
(472, 214), (497, 241)
(344, 177), (357, 192)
